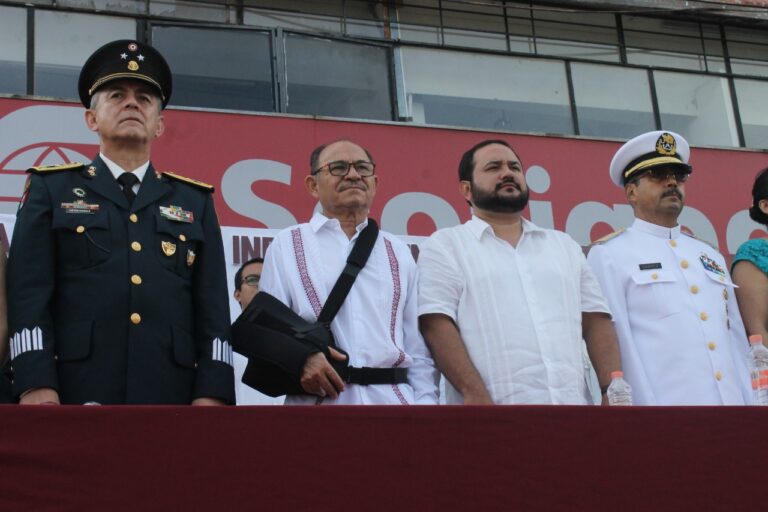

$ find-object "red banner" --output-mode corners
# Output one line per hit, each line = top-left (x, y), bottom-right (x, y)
(1, 97), (767, 254)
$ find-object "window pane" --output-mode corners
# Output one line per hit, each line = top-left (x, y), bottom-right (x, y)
(244, 8), (342, 33)
(149, 0), (235, 22)
(283, 34), (392, 120)
(654, 71), (738, 147)
(59, 0), (144, 14)
(396, 0), (441, 45)
(624, 16), (720, 72)
(0, 6), (27, 95)
(152, 26), (274, 111)
(571, 63), (655, 139)
(442, 0), (506, 50)
(734, 79), (768, 149)
(533, 10), (619, 62)
(727, 27), (768, 77)
(401, 47), (573, 134)
(34, 12), (135, 100)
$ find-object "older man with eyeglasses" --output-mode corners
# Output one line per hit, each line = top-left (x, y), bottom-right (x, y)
(253, 139), (439, 405)
(587, 130), (752, 405)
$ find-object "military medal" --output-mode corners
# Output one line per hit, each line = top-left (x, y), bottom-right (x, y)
(162, 240), (176, 256)
(73, 188), (86, 198)
(187, 249), (196, 267)
(159, 205), (194, 223)
(699, 253), (725, 276)
(61, 200), (99, 214)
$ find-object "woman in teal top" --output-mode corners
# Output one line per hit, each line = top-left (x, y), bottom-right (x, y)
(733, 167), (768, 343)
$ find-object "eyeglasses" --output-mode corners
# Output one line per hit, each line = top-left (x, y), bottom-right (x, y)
(639, 168), (690, 184)
(314, 160), (376, 177)
(242, 275), (260, 287)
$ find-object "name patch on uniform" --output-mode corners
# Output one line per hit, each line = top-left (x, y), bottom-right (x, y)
(700, 253), (725, 276)
(639, 262), (662, 270)
(61, 200), (99, 214)
(159, 205), (193, 223)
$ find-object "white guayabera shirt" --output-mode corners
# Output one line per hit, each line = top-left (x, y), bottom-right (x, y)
(260, 212), (439, 405)
(418, 216), (610, 405)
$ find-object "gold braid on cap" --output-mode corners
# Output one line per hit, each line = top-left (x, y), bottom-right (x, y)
(88, 73), (165, 101)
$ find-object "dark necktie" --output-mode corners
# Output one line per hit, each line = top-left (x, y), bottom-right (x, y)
(117, 172), (139, 205)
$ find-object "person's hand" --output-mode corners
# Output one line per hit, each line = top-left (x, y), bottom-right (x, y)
(19, 387), (60, 405)
(300, 347), (348, 399)
(192, 397), (226, 406)
(461, 388), (494, 405)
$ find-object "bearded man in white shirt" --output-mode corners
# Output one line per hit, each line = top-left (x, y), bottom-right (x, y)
(418, 139), (620, 405)
(258, 140), (439, 405)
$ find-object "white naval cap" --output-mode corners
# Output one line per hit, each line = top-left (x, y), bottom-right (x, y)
(609, 130), (692, 187)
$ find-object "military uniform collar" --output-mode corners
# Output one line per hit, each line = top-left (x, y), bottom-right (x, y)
(467, 215), (542, 240)
(632, 217), (681, 239)
(100, 152), (149, 184)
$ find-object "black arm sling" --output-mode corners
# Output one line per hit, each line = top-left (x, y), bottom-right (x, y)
(232, 219), (407, 397)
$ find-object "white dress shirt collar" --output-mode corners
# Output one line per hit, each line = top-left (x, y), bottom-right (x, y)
(632, 217), (681, 239)
(100, 152), (149, 184)
(310, 211), (369, 239)
(467, 215), (544, 240)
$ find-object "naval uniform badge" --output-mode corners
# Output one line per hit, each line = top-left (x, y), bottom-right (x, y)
(162, 240), (176, 257)
(87, 166), (97, 177)
(699, 253), (725, 276)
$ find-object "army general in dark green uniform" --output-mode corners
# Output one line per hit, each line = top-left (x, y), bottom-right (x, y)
(7, 40), (235, 405)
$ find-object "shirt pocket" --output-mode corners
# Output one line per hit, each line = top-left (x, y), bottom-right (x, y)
(52, 209), (111, 270)
(628, 270), (683, 320)
(154, 214), (205, 280)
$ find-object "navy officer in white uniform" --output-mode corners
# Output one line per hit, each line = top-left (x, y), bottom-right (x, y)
(587, 130), (751, 405)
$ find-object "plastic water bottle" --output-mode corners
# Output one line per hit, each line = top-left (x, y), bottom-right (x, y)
(607, 370), (633, 406)
(747, 335), (768, 406)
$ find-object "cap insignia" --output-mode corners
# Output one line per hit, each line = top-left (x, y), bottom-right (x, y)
(656, 132), (677, 156)
(128, 61), (139, 71)
(128, 42), (138, 52)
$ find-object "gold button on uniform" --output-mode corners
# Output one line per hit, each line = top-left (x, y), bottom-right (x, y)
(700, 312), (708, 321)
(723, 289), (729, 300)
(681, 260), (689, 269)
(179, 234), (187, 242)
(719, 276), (725, 282)
(131, 241), (142, 252)
(715, 371), (722, 381)
(670, 240), (677, 247)
(708, 342), (717, 351)
(130, 313), (141, 325)
(651, 273), (658, 280)
(131, 274), (142, 285)
(691, 285), (699, 294)
(76, 226), (85, 234)
(129, 213), (138, 223)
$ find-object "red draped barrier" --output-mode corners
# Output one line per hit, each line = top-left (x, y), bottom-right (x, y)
(0, 405), (762, 510)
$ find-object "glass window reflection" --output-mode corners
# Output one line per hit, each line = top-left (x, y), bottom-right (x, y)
(571, 63), (655, 139)
(152, 26), (274, 111)
(401, 47), (573, 134)
(654, 71), (739, 147)
(283, 34), (392, 120)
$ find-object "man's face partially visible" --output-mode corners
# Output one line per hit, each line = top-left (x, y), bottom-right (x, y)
(85, 80), (164, 146)
(306, 141), (378, 218)
(464, 143), (529, 214)
(235, 261), (263, 311)
(626, 166), (687, 226)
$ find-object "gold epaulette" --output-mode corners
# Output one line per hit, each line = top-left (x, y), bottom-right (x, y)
(162, 171), (215, 192)
(591, 228), (625, 245)
(28, 162), (85, 174)
(682, 231), (718, 251)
